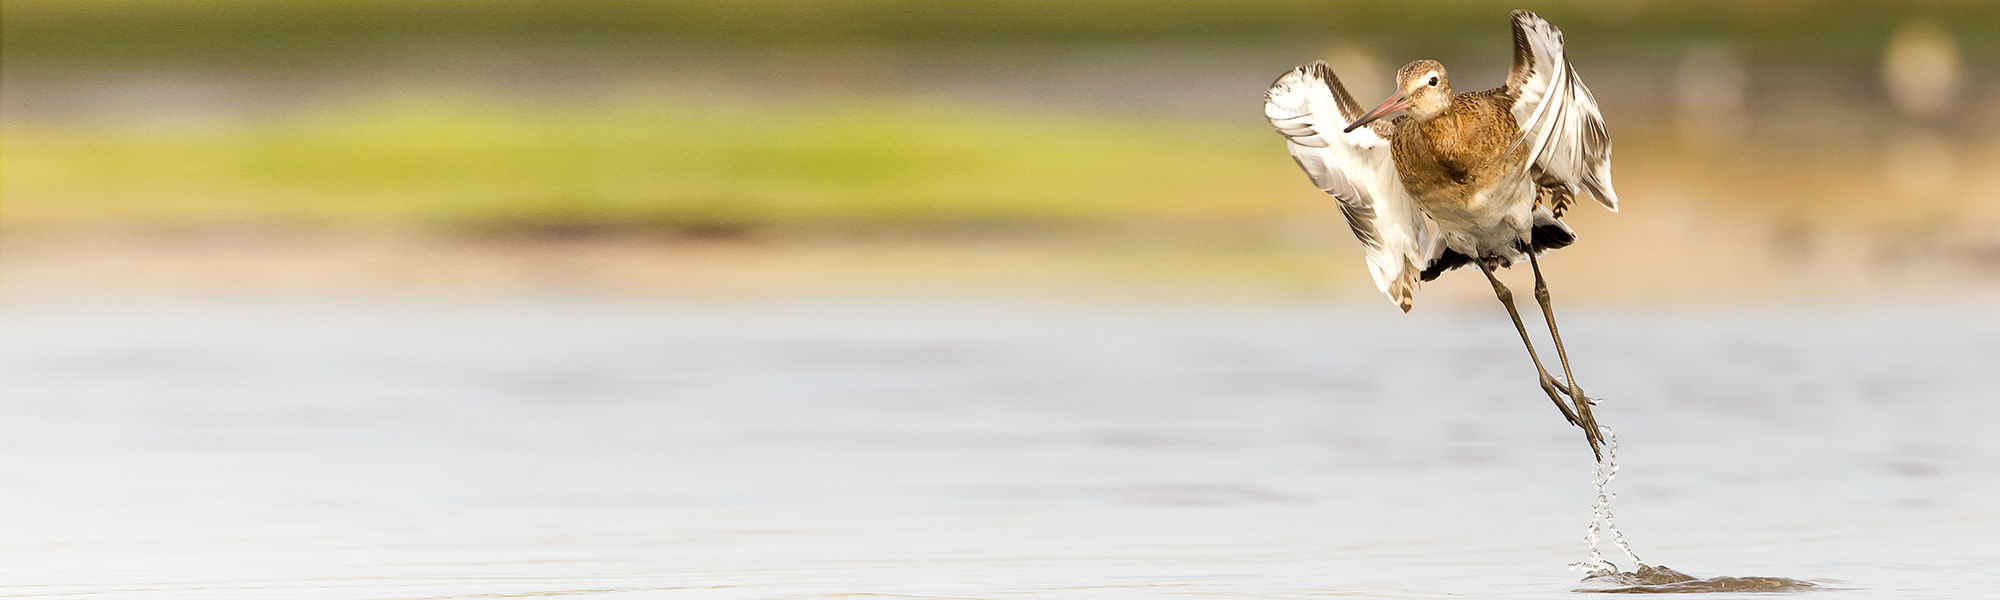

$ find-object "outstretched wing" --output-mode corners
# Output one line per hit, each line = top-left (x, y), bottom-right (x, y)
(1506, 10), (1619, 211)
(1266, 61), (1431, 312)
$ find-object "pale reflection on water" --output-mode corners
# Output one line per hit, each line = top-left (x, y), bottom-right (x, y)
(3, 299), (1996, 598)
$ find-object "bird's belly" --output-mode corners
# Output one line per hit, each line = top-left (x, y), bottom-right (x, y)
(1413, 180), (1537, 257)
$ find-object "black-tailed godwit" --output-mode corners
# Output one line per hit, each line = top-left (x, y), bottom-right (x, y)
(1265, 10), (1618, 457)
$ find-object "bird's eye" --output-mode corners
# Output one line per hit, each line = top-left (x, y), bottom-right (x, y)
(1427, 77), (1438, 87)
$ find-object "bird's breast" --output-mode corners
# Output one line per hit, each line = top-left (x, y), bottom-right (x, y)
(1390, 109), (1531, 217)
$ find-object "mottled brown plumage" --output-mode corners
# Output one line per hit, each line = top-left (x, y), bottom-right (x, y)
(1369, 64), (1580, 283)
(1390, 87), (1525, 216)
(1354, 60), (1576, 268)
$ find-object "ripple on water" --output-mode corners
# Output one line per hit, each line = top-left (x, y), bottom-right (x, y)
(1577, 564), (1823, 594)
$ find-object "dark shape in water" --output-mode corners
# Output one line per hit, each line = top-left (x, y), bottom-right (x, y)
(1577, 564), (1821, 594)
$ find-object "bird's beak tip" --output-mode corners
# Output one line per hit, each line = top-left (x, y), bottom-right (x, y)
(1346, 92), (1409, 134)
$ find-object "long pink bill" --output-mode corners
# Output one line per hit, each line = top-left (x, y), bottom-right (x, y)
(1343, 91), (1410, 133)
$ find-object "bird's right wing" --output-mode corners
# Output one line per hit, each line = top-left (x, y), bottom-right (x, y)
(1266, 61), (1431, 312)
(1504, 10), (1619, 211)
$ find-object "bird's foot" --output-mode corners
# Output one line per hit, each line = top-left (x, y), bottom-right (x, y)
(1538, 376), (1604, 459)
(1572, 394), (1605, 460)
(1543, 374), (1590, 397)
(1539, 376), (1584, 428)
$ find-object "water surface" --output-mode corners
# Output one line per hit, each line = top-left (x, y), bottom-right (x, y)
(4, 299), (1996, 598)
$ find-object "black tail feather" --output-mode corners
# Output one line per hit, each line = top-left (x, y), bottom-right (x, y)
(1420, 248), (1473, 282)
(1420, 225), (1576, 283)
(1530, 222), (1576, 253)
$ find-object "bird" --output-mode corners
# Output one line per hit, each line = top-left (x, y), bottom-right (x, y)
(1264, 10), (1618, 458)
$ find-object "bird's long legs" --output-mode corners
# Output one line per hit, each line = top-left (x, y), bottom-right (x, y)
(1529, 254), (1604, 457)
(1478, 262), (1589, 447)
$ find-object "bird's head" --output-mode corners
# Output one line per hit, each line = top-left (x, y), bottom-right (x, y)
(1344, 60), (1451, 132)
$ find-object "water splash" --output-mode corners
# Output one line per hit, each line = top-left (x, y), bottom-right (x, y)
(1569, 425), (1643, 574)
(1576, 564), (1823, 593)
(1562, 428), (1827, 593)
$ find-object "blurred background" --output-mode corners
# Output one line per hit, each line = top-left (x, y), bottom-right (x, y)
(6, 0), (1998, 303)
(6, 2), (2000, 598)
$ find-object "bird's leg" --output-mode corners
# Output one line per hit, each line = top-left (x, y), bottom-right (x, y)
(1529, 254), (1604, 458)
(1479, 263), (1586, 436)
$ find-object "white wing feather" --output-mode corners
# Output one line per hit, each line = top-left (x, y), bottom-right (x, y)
(1508, 10), (1619, 212)
(1265, 62), (1430, 311)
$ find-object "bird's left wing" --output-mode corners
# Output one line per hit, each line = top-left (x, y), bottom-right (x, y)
(1505, 10), (1619, 212)
(1266, 61), (1431, 312)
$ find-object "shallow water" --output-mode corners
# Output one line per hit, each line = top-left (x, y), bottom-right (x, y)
(3, 298), (1997, 598)
(1579, 564), (1820, 594)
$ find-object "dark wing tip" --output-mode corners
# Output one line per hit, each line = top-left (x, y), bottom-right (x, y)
(1304, 60), (1368, 122)
(1392, 261), (1418, 313)
(1504, 12), (1540, 99)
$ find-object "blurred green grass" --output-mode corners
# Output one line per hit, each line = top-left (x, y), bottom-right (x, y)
(8, 0), (1996, 70)
(8, 0), (1994, 234)
(2, 96), (1307, 229)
